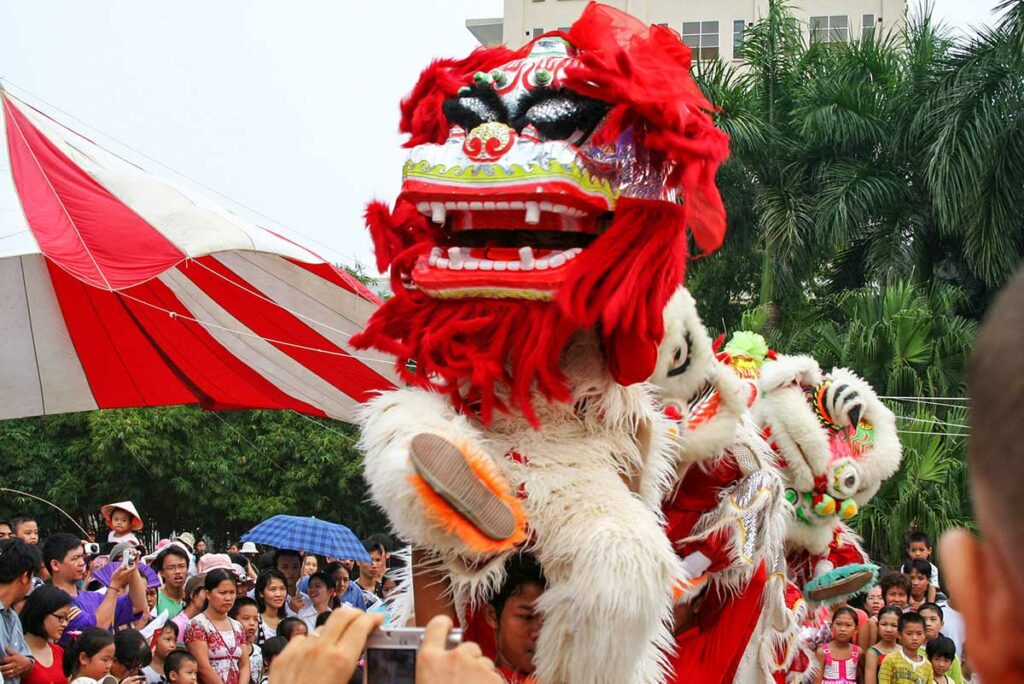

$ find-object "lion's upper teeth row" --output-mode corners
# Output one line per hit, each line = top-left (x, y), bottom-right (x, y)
(416, 201), (587, 224)
(427, 246), (583, 271)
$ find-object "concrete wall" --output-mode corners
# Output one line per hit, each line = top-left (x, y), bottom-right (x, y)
(499, 0), (908, 60)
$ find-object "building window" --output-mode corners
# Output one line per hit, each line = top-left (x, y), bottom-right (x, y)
(810, 15), (849, 44)
(733, 19), (746, 58)
(532, 27), (545, 38)
(862, 14), (876, 40)
(682, 20), (719, 60)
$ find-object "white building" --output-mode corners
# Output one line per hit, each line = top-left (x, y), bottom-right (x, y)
(468, 0), (908, 61)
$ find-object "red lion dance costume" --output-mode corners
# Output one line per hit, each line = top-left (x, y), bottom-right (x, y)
(350, 4), (739, 682)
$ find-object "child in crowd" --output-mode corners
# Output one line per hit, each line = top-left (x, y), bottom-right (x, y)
(257, 637), (288, 684)
(907, 560), (932, 612)
(813, 606), (859, 684)
(143, 622), (179, 684)
(10, 514), (38, 544)
(65, 627), (116, 684)
(101, 501), (143, 548)
(926, 636), (956, 684)
(917, 604), (964, 683)
(877, 612), (931, 683)
(901, 532), (939, 603)
(863, 606), (902, 684)
(163, 650), (198, 684)
(276, 617), (307, 641)
(230, 597), (264, 684)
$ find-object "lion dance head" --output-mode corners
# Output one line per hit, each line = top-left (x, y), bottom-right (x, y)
(352, 3), (730, 426)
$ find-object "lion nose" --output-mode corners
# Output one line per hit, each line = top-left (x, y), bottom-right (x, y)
(463, 121), (516, 162)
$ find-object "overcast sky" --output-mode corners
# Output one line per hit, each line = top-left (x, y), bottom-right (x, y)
(0, 0), (1005, 272)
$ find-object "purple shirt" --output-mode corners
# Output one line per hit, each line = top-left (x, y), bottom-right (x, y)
(59, 590), (141, 646)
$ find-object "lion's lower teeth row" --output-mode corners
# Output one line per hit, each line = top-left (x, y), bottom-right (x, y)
(427, 246), (582, 271)
(416, 201), (587, 224)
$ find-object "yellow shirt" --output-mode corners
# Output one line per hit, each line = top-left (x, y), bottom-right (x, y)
(878, 650), (932, 684)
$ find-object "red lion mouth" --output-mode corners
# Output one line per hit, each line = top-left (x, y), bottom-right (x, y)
(352, 7), (730, 424)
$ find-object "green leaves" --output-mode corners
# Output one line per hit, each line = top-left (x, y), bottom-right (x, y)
(0, 407), (387, 544)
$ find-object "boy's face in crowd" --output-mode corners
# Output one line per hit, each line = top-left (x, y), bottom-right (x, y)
(53, 544), (87, 583)
(0, 523), (12, 539)
(146, 587), (158, 611)
(358, 549), (386, 583)
(111, 510), (132, 535)
(160, 554), (189, 591)
(195, 540), (206, 554)
(14, 520), (38, 544)
(884, 586), (909, 608)
(931, 654), (953, 676)
(486, 583), (543, 675)
(276, 555), (302, 589)
(909, 569), (930, 599)
(908, 540), (932, 560)
(169, 661), (199, 684)
(920, 608), (943, 640)
(234, 604), (260, 643)
(900, 622), (926, 654)
(156, 627), (177, 659)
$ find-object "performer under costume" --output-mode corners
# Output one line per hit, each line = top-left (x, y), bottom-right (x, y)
(649, 288), (799, 682)
(351, 4), (730, 682)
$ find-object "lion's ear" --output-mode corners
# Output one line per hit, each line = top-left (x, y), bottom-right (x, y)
(605, 330), (659, 386)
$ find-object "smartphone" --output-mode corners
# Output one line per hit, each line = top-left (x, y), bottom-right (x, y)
(82, 542), (100, 555)
(363, 627), (463, 683)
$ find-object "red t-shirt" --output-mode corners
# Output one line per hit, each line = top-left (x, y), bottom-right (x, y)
(23, 642), (65, 684)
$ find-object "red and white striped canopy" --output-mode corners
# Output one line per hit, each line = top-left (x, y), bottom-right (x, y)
(0, 89), (394, 421)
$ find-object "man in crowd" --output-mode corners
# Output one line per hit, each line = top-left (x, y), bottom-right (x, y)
(154, 545), (190, 619)
(42, 533), (148, 646)
(355, 540), (386, 607)
(941, 268), (1024, 682)
(0, 520), (12, 540)
(9, 516), (37, 546)
(275, 550), (318, 627)
(483, 553), (544, 682)
(0, 539), (41, 683)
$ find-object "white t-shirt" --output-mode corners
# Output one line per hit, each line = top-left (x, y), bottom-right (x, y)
(285, 592), (318, 632)
(942, 606), (967, 661)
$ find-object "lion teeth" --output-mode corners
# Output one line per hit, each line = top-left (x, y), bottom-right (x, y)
(430, 203), (446, 224)
(519, 247), (535, 268)
(524, 202), (541, 224)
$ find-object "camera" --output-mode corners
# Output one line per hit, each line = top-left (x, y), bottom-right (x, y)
(363, 627), (463, 683)
(82, 542), (100, 555)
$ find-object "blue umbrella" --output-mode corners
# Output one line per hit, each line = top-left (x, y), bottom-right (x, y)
(240, 515), (370, 562)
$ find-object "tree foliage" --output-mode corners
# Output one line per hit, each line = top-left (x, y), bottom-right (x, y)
(0, 407), (386, 546)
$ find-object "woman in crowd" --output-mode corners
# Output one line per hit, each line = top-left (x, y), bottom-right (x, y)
(184, 568), (249, 684)
(65, 628), (116, 684)
(172, 575), (208, 646)
(306, 571), (337, 618)
(21, 585), (72, 684)
(254, 570), (288, 643)
(300, 555), (319, 579)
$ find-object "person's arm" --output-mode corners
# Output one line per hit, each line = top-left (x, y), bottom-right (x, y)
(126, 565), (148, 618)
(186, 635), (225, 684)
(412, 547), (456, 627)
(927, 584), (936, 602)
(237, 634), (250, 684)
(857, 617), (873, 650)
(93, 586), (123, 629)
(811, 648), (826, 684)
(877, 656), (893, 684)
(864, 648), (879, 684)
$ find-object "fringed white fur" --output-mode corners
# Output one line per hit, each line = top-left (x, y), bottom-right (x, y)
(383, 546), (415, 627)
(651, 287), (716, 404)
(361, 331), (684, 684)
